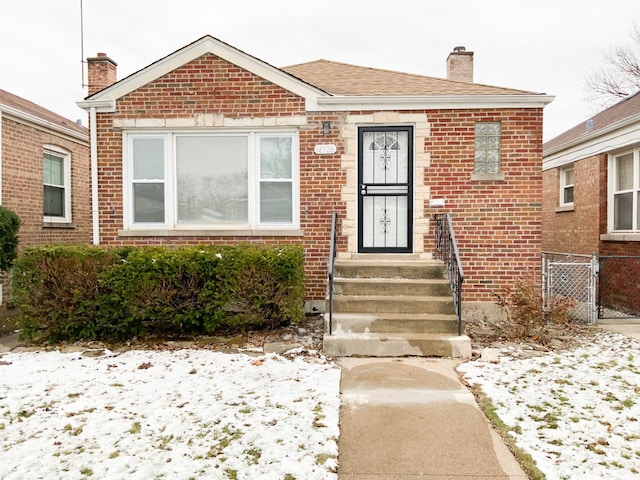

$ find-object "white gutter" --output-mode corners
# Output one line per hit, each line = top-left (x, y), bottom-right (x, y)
(543, 113), (640, 157)
(89, 107), (99, 245)
(0, 104), (88, 144)
(309, 94), (555, 111)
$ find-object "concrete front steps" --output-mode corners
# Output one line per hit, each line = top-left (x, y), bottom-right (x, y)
(323, 255), (470, 358)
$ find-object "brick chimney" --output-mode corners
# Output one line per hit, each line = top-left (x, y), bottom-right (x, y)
(446, 46), (474, 83)
(86, 53), (117, 95)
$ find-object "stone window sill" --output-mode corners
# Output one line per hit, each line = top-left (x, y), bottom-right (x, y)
(470, 173), (505, 182)
(555, 205), (575, 213)
(118, 229), (305, 237)
(43, 222), (76, 229)
(600, 233), (640, 242)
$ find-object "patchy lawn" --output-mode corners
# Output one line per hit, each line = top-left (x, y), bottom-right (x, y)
(0, 348), (340, 480)
(459, 331), (640, 480)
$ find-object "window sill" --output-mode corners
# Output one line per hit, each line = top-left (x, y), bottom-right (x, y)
(555, 205), (575, 213)
(43, 222), (75, 229)
(470, 173), (505, 182)
(601, 233), (640, 242)
(118, 228), (305, 237)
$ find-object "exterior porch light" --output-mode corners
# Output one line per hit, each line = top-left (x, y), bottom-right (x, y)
(322, 121), (331, 135)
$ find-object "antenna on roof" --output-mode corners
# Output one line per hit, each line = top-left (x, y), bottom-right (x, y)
(80, 0), (87, 90)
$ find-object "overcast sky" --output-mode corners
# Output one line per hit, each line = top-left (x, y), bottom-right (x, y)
(2, 0), (639, 142)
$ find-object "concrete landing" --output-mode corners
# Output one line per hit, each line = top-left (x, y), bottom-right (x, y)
(337, 358), (527, 479)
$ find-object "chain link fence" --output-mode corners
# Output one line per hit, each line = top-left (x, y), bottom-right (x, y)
(542, 252), (597, 325)
(542, 252), (640, 325)
(598, 256), (640, 319)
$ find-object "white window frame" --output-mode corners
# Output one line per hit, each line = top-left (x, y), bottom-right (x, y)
(123, 130), (299, 231)
(43, 144), (72, 224)
(559, 165), (574, 207)
(608, 148), (640, 233)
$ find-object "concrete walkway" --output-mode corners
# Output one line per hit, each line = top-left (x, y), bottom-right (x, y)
(597, 318), (640, 341)
(336, 357), (528, 480)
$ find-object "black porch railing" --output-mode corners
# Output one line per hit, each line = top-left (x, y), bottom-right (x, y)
(327, 212), (338, 335)
(433, 213), (465, 336)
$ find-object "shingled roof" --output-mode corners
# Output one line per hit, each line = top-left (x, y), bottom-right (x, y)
(0, 88), (87, 137)
(282, 59), (536, 96)
(544, 91), (640, 153)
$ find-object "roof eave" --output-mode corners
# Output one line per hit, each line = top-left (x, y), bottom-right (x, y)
(0, 103), (88, 143)
(543, 113), (640, 170)
(76, 99), (116, 113)
(310, 94), (554, 111)
(544, 112), (640, 157)
(84, 35), (329, 105)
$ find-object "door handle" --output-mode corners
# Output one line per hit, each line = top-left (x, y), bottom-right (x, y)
(360, 184), (367, 195)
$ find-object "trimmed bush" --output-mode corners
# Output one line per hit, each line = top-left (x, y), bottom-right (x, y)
(12, 244), (305, 343)
(12, 245), (123, 342)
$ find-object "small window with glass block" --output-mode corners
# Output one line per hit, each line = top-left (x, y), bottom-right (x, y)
(559, 165), (574, 207)
(43, 147), (71, 223)
(474, 122), (501, 174)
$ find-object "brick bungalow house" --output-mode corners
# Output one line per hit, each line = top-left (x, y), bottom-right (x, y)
(543, 91), (640, 317)
(78, 35), (552, 355)
(0, 89), (91, 303)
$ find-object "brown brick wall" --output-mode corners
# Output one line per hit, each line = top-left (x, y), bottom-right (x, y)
(425, 108), (544, 302)
(542, 154), (604, 255)
(93, 53), (544, 303)
(94, 54), (345, 301)
(1, 117), (91, 247)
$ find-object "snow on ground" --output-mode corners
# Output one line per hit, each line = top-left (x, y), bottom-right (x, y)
(458, 331), (640, 480)
(0, 348), (340, 480)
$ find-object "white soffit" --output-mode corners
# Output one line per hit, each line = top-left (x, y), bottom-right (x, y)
(543, 117), (640, 171)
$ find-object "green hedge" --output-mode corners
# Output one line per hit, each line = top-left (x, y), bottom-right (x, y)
(12, 244), (305, 343)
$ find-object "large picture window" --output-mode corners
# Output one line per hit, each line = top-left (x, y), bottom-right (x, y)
(610, 149), (640, 232)
(126, 131), (298, 230)
(43, 146), (71, 223)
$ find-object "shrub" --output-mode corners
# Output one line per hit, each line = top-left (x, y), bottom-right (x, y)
(0, 206), (21, 273)
(12, 245), (122, 342)
(214, 245), (305, 329)
(13, 244), (305, 343)
(105, 246), (224, 337)
(493, 273), (576, 343)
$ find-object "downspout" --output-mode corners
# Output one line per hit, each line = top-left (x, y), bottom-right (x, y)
(0, 111), (3, 305)
(0, 111), (3, 206)
(90, 106), (100, 245)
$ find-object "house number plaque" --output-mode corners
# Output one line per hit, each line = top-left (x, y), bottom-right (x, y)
(314, 144), (337, 155)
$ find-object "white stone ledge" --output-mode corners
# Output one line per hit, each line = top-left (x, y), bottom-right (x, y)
(118, 229), (304, 237)
(601, 233), (640, 242)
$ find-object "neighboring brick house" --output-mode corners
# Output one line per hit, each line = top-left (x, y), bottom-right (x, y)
(0, 88), (91, 302)
(78, 35), (552, 317)
(543, 91), (640, 255)
(543, 91), (640, 315)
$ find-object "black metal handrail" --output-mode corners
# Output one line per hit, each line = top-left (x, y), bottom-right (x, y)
(433, 213), (465, 335)
(327, 212), (338, 335)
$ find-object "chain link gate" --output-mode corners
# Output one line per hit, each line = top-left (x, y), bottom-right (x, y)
(542, 252), (598, 325)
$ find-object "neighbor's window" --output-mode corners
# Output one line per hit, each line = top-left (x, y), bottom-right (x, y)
(126, 131), (298, 229)
(611, 150), (639, 231)
(43, 146), (71, 223)
(559, 165), (574, 207)
(474, 122), (501, 174)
